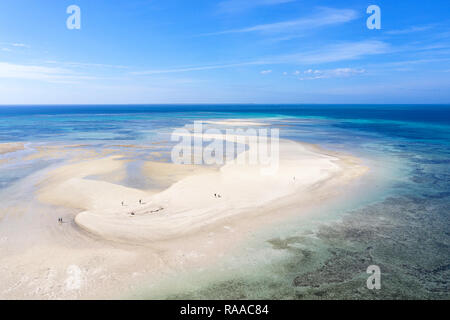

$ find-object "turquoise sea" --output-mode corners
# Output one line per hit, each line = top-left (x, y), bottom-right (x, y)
(0, 104), (449, 299)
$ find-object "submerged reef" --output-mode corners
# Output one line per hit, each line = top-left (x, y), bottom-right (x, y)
(291, 193), (449, 299)
(162, 142), (450, 300)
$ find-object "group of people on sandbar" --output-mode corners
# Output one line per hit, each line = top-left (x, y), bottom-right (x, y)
(124, 199), (164, 217)
(121, 199), (143, 207)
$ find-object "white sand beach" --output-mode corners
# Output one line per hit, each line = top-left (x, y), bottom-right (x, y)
(37, 138), (364, 244)
(0, 130), (368, 299)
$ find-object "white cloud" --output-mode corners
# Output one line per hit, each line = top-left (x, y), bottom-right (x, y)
(260, 69), (272, 74)
(368, 57), (450, 68)
(386, 25), (433, 35)
(278, 40), (389, 64)
(131, 62), (262, 75)
(298, 68), (366, 80)
(45, 60), (128, 69)
(133, 41), (388, 75)
(203, 7), (358, 36)
(218, 0), (295, 14)
(0, 62), (100, 82)
(0, 62), (69, 80)
(0, 42), (30, 52)
(11, 43), (29, 48)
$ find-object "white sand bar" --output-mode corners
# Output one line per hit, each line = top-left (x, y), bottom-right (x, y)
(37, 138), (367, 244)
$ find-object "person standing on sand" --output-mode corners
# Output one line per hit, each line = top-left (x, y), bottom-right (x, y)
(139, 199), (142, 205)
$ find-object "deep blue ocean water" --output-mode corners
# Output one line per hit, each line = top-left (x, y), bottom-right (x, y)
(0, 104), (449, 299)
(1, 104), (449, 144)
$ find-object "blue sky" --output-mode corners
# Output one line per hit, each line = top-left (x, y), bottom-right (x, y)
(0, 0), (449, 104)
